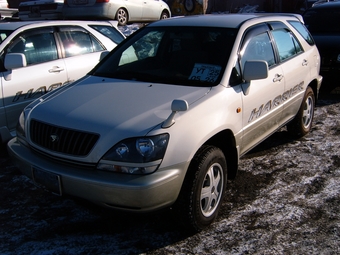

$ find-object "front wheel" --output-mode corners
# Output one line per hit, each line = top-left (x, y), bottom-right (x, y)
(175, 145), (227, 232)
(116, 8), (128, 26)
(287, 86), (315, 137)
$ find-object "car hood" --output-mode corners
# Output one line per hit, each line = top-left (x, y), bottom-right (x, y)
(31, 75), (211, 146)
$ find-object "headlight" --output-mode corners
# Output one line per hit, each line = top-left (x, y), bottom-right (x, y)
(97, 134), (169, 174)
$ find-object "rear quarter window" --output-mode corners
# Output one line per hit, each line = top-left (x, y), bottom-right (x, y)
(59, 30), (105, 57)
(289, 20), (315, 46)
(90, 25), (125, 44)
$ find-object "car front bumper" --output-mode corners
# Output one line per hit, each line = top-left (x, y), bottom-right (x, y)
(7, 138), (188, 212)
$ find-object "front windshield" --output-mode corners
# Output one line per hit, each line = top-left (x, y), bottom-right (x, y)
(91, 26), (237, 87)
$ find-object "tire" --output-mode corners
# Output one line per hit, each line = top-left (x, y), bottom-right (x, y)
(160, 11), (169, 20)
(116, 8), (128, 26)
(287, 86), (315, 137)
(175, 145), (227, 232)
(184, 0), (195, 12)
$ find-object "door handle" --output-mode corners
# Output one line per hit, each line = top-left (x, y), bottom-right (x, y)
(302, 59), (308, 66)
(48, 66), (64, 73)
(273, 74), (283, 82)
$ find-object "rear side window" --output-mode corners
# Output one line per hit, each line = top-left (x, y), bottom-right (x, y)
(58, 27), (105, 58)
(289, 20), (314, 45)
(271, 29), (303, 62)
(90, 25), (125, 44)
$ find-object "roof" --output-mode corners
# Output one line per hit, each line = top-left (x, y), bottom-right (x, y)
(149, 13), (302, 29)
(0, 20), (119, 30)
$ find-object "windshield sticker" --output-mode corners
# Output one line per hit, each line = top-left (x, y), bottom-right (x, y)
(189, 63), (221, 83)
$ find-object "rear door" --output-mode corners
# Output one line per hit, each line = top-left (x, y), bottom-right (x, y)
(57, 26), (110, 83)
(1, 27), (68, 134)
(269, 22), (310, 126)
(124, 0), (143, 21)
(141, 0), (162, 20)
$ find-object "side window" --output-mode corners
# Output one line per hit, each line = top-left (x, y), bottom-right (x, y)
(271, 29), (302, 62)
(59, 30), (105, 58)
(7, 32), (58, 65)
(240, 32), (275, 71)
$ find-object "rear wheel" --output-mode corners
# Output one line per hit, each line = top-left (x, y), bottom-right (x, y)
(116, 8), (128, 26)
(175, 145), (227, 232)
(287, 86), (315, 137)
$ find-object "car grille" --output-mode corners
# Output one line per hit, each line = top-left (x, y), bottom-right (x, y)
(30, 119), (99, 156)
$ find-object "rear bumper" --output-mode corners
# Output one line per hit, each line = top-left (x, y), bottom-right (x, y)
(7, 138), (188, 212)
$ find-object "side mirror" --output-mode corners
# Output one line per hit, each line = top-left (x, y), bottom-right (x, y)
(4, 53), (27, 70)
(162, 99), (189, 128)
(243, 60), (268, 82)
(242, 60), (269, 96)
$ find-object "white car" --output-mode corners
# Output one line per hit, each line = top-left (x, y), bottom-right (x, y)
(0, 20), (125, 143)
(8, 14), (322, 232)
(62, 0), (171, 26)
(0, 0), (18, 19)
(18, 0), (63, 20)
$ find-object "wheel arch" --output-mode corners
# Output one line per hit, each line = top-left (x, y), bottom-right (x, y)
(202, 129), (239, 180)
(308, 78), (320, 102)
(161, 9), (170, 18)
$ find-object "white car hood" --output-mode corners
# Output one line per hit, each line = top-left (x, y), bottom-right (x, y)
(31, 76), (211, 146)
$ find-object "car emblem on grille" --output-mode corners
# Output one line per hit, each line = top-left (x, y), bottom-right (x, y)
(50, 134), (59, 143)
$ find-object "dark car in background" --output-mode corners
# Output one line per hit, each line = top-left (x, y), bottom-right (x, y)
(303, 1), (340, 94)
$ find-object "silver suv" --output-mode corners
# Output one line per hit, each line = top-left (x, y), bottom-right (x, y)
(8, 14), (322, 232)
(0, 20), (125, 143)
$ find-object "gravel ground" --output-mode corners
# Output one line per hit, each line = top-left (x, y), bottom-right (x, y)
(0, 86), (339, 255)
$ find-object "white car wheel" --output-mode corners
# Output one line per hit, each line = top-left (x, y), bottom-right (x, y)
(116, 8), (128, 26)
(175, 145), (227, 232)
(287, 86), (315, 137)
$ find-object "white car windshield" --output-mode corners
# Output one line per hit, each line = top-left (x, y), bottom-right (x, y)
(91, 26), (237, 86)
